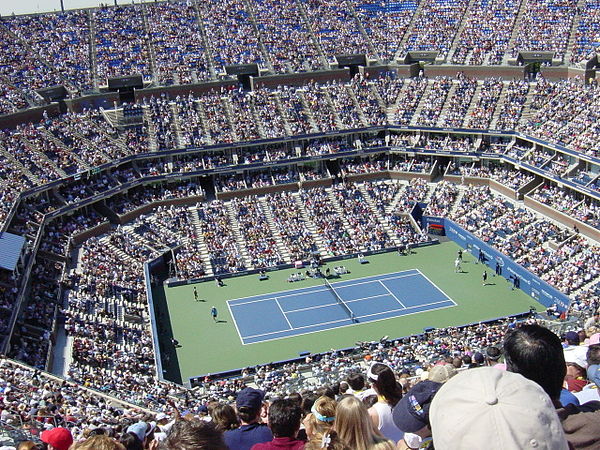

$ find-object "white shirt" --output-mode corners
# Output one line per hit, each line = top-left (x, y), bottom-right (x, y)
(574, 384), (600, 403)
(372, 401), (404, 443)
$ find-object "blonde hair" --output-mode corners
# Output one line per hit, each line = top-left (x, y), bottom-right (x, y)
(334, 396), (395, 450)
(70, 435), (126, 450)
(304, 396), (338, 449)
(16, 442), (39, 450)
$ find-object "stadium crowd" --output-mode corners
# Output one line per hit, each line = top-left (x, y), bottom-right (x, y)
(5, 175), (598, 418)
(2, 302), (600, 449)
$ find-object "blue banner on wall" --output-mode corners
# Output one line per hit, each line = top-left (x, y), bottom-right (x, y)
(430, 217), (571, 311)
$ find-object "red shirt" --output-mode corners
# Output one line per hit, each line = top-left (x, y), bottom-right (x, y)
(566, 378), (588, 393)
(251, 436), (305, 450)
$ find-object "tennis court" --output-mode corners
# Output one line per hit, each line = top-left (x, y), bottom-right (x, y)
(227, 269), (456, 344)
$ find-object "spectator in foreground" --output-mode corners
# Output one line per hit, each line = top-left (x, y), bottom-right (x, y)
(392, 380), (442, 450)
(127, 422), (156, 449)
(485, 345), (502, 366)
(366, 363), (404, 443)
(575, 341), (600, 403)
(430, 367), (569, 449)
(17, 441), (41, 450)
(504, 324), (566, 403)
(70, 435), (126, 450)
(303, 396), (337, 450)
(211, 403), (240, 432)
(251, 398), (305, 449)
(40, 427), (73, 450)
(119, 432), (144, 450)
(427, 364), (457, 384)
(16, 442), (40, 450)
(564, 346), (589, 392)
(335, 395), (395, 450)
(504, 324), (600, 448)
(346, 372), (371, 400)
(158, 419), (228, 450)
(564, 331), (581, 348)
(224, 387), (272, 450)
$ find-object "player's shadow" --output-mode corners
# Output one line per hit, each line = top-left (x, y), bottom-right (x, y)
(484, 283), (497, 286)
(217, 319), (228, 323)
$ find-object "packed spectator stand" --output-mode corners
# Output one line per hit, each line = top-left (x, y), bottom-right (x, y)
(0, 0), (600, 447)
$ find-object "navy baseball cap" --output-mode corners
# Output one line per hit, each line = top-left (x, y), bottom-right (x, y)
(392, 380), (442, 433)
(236, 387), (265, 410)
(565, 331), (580, 345)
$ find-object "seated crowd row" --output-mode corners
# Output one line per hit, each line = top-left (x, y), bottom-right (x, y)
(0, 0), (599, 113)
(3, 318), (600, 449)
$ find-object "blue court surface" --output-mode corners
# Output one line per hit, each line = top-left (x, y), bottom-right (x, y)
(227, 269), (456, 344)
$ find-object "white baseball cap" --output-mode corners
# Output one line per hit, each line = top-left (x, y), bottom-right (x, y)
(564, 346), (588, 369)
(430, 367), (568, 450)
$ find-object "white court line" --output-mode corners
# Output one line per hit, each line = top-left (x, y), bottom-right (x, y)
(275, 297), (293, 330)
(378, 280), (406, 308)
(233, 269), (456, 344)
(416, 269), (457, 306)
(226, 300), (244, 343)
(356, 299), (450, 321)
(286, 300), (338, 313)
(286, 293), (390, 314)
(229, 270), (420, 306)
(242, 303), (457, 345)
(242, 299), (455, 341)
(327, 272), (420, 292)
(231, 286), (330, 307)
(245, 314), (352, 339)
(229, 272), (420, 307)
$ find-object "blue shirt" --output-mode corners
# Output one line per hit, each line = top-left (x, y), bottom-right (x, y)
(560, 388), (581, 407)
(224, 422), (273, 450)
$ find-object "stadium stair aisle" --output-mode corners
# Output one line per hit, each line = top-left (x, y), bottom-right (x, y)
(357, 183), (403, 247)
(502, 0), (530, 65)
(142, 105), (159, 152)
(344, 85), (370, 128)
(271, 92), (295, 136)
(188, 207), (214, 276)
(565, 0), (588, 64)
(446, 0), (481, 64)
(258, 196), (292, 263)
(224, 201), (254, 269)
(19, 135), (67, 179)
(295, 89), (321, 133)
(392, 0), (427, 62)
(291, 191), (328, 257)
(489, 83), (510, 129)
(169, 102), (185, 149)
(462, 80), (483, 127)
(51, 328), (72, 378)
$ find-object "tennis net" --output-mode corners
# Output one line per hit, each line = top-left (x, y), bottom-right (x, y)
(324, 278), (356, 322)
